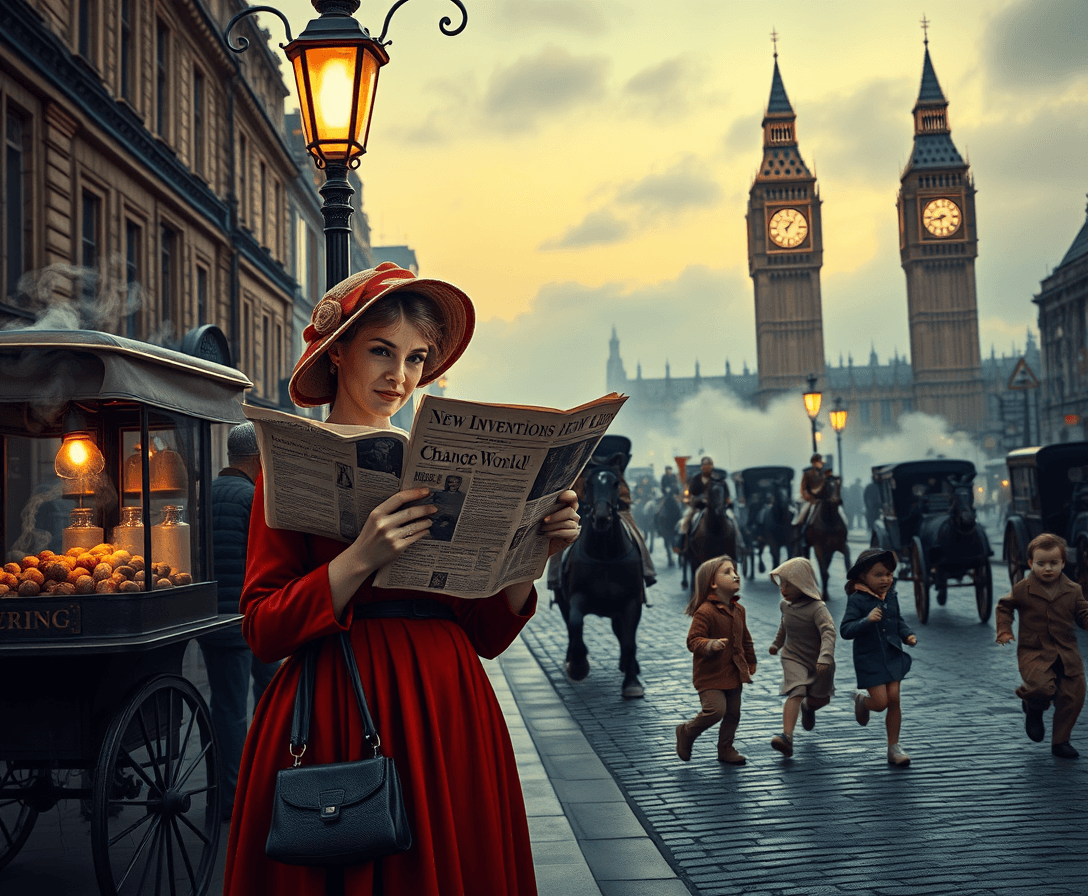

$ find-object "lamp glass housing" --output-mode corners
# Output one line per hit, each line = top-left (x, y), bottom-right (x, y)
(55, 431), (105, 497)
(802, 390), (823, 420)
(289, 37), (388, 165)
(829, 408), (848, 433)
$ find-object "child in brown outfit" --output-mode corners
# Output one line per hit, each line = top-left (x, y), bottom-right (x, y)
(767, 558), (836, 758)
(676, 555), (756, 765)
(996, 533), (1088, 759)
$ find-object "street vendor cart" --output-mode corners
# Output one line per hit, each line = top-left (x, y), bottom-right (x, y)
(0, 330), (250, 896)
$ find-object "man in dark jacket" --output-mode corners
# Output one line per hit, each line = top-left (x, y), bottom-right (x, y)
(197, 422), (279, 821)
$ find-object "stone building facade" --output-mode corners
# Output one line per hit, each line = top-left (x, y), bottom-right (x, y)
(0, 0), (375, 414)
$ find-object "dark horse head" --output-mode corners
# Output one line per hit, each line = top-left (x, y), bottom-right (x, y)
(584, 464), (622, 536)
(947, 474), (977, 534)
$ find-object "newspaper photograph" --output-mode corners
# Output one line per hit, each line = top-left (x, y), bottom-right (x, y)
(243, 392), (627, 599)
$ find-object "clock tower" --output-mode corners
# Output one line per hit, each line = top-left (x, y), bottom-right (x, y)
(897, 36), (984, 430)
(747, 51), (825, 404)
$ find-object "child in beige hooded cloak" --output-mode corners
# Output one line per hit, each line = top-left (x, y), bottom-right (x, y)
(767, 558), (837, 757)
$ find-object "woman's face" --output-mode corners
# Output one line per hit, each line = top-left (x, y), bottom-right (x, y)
(326, 316), (429, 427)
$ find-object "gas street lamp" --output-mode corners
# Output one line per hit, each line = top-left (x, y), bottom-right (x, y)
(829, 396), (848, 481)
(802, 373), (822, 455)
(226, 0), (467, 290)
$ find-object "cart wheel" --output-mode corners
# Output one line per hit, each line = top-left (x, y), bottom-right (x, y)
(1004, 529), (1024, 587)
(911, 537), (930, 625)
(975, 561), (993, 623)
(0, 762), (48, 872)
(91, 674), (221, 896)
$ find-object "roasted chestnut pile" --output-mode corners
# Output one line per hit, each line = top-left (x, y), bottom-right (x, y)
(0, 544), (191, 598)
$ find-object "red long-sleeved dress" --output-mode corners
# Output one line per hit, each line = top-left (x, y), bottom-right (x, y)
(222, 478), (538, 895)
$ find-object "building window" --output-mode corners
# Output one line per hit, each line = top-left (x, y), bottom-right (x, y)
(124, 220), (142, 338)
(196, 264), (208, 326)
(902, 399), (913, 414)
(259, 161), (267, 246)
(80, 191), (101, 307)
(273, 180), (281, 258)
(160, 224), (177, 334)
(239, 134), (248, 225)
(243, 302), (252, 373)
(78, 0), (97, 62)
(4, 108), (32, 303)
(262, 314), (270, 395)
(857, 401), (870, 425)
(307, 226), (319, 300)
(120, 0), (135, 101)
(156, 19), (170, 137)
(880, 400), (892, 425)
(192, 67), (205, 174)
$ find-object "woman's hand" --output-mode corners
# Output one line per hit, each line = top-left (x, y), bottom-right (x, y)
(541, 489), (580, 558)
(327, 487), (436, 618)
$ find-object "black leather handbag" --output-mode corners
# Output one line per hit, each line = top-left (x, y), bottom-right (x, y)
(265, 632), (412, 866)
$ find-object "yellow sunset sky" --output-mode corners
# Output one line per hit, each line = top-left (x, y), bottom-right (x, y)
(263, 0), (1088, 412)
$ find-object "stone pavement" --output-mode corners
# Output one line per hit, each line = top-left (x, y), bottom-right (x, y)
(518, 531), (1088, 896)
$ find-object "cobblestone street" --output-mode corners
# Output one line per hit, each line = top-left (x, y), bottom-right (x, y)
(521, 532), (1088, 896)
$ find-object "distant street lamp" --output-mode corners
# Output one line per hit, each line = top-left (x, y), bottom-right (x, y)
(829, 396), (848, 481)
(226, 0), (467, 290)
(802, 374), (823, 455)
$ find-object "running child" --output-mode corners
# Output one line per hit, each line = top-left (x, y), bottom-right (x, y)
(767, 557), (836, 757)
(840, 548), (917, 766)
(675, 555), (756, 765)
(996, 533), (1088, 758)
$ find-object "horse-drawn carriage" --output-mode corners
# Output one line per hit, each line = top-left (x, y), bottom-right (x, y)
(1003, 442), (1088, 589)
(869, 459), (993, 624)
(679, 466), (741, 592)
(733, 466), (793, 577)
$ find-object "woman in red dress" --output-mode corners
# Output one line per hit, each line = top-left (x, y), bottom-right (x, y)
(223, 263), (580, 896)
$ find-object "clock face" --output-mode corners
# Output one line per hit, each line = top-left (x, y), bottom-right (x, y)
(768, 207), (809, 248)
(922, 197), (962, 237)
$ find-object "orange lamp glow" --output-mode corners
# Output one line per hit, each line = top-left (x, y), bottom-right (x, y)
(829, 399), (848, 433)
(55, 431), (105, 498)
(802, 374), (822, 420)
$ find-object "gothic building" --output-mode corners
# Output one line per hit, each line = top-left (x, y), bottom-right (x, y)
(607, 39), (1032, 455)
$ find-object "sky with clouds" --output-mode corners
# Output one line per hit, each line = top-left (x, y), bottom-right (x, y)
(265, 0), (1088, 416)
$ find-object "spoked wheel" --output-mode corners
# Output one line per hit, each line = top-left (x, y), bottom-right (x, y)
(1004, 529), (1025, 587)
(975, 560), (993, 623)
(0, 762), (50, 872)
(911, 536), (930, 625)
(91, 674), (221, 896)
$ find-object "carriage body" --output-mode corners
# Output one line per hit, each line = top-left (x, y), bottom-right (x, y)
(0, 330), (250, 893)
(869, 459), (993, 624)
(733, 467), (793, 576)
(1003, 442), (1088, 589)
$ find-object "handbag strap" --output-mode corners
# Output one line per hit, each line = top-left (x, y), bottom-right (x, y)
(289, 632), (381, 765)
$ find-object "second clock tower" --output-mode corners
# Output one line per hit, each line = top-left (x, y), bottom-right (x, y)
(897, 38), (984, 430)
(747, 53), (825, 405)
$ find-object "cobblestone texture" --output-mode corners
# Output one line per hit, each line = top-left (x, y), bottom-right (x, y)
(522, 534), (1088, 896)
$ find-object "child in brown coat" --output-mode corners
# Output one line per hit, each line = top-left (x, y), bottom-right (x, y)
(767, 558), (837, 758)
(996, 533), (1088, 759)
(676, 555), (756, 765)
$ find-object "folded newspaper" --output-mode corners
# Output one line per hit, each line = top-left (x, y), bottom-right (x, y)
(243, 392), (628, 599)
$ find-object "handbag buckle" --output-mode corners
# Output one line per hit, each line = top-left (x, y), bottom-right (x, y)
(368, 734), (381, 759)
(319, 789), (345, 823)
(290, 743), (307, 768)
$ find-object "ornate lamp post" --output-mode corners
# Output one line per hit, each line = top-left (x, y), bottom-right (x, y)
(226, 0), (467, 290)
(829, 397), (848, 481)
(802, 373), (823, 455)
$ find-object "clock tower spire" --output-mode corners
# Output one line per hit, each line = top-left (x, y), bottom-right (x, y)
(746, 40), (825, 405)
(897, 29), (984, 430)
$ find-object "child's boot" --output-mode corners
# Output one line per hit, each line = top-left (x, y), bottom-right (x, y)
(800, 699), (816, 731)
(770, 732), (793, 757)
(1051, 741), (1079, 759)
(887, 743), (911, 767)
(717, 745), (746, 765)
(675, 724), (696, 762)
(1022, 699), (1046, 743)
(853, 692), (870, 726)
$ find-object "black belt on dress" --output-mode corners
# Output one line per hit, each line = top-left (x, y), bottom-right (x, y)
(352, 599), (456, 621)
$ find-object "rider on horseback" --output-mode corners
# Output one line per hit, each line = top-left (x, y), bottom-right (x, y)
(661, 466), (681, 500)
(679, 456), (732, 554)
(792, 453), (829, 543)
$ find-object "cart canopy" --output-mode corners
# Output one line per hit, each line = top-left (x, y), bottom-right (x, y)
(871, 459), (977, 521)
(1006, 442), (1088, 531)
(0, 330), (250, 424)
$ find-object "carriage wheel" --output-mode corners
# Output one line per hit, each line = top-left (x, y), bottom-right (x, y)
(91, 675), (221, 896)
(0, 762), (48, 872)
(911, 537), (930, 625)
(975, 560), (993, 623)
(1004, 530), (1025, 587)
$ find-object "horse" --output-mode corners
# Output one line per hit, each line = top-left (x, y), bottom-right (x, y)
(631, 495), (658, 554)
(683, 478), (738, 593)
(751, 483), (793, 573)
(919, 474), (986, 605)
(553, 463), (645, 699)
(802, 475), (851, 600)
(654, 493), (682, 568)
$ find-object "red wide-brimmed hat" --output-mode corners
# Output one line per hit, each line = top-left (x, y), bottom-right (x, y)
(288, 262), (475, 407)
